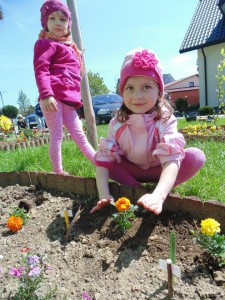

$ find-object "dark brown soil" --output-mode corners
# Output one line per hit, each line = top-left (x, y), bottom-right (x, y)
(0, 185), (224, 300)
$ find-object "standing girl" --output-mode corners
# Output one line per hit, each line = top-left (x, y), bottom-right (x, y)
(91, 48), (205, 214)
(34, 0), (95, 175)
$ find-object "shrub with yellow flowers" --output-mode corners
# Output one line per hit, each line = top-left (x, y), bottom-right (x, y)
(7, 207), (30, 232)
(111, 197), (138, 231)
(182, 124), (225, 136)
(191, 218), (225, 266)
(0, 115), (12, 132)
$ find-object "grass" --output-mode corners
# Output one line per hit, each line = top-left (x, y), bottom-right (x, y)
(0, 117), (225, 204)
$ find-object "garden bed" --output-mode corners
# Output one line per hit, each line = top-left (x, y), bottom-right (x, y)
(0, 181), (225, 299)
(0, 134), (72, 151)
(179, 125), (225, 141)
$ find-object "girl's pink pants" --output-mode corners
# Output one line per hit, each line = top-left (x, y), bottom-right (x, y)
(97, 148), (205, 187)
(40, 101), (95, 173)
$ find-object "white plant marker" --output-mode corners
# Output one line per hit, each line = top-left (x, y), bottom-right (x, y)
(159, 258), (181, 299)
(159, 258), (181, 278)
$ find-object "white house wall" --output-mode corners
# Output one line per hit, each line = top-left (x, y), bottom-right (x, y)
(198, 44), (225, 108)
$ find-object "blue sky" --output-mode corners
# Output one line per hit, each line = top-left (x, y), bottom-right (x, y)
(0, 0), (199, 108)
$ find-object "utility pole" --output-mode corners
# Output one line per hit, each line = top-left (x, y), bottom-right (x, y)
(0, 91), (5, 108)
(66, 0), (98, 149)
(0, 6), (3, 20)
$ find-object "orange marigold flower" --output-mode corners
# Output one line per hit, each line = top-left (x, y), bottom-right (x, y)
(7, 215), (23, 232)
(115, 197), (131, 212)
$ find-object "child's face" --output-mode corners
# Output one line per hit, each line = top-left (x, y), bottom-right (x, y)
(47, 11), (69, 37)
(123, 76), (160, 114)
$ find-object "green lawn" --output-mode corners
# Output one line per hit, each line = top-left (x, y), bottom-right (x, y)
(0, 117), (224, 203)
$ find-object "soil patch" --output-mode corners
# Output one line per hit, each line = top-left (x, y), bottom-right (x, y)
(0, 185), (224, 300)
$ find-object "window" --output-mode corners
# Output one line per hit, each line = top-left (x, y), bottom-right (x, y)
(189, 82), (194, 87)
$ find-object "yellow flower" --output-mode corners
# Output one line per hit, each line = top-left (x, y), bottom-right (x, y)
(200, 218), (221, 236)
(115, 197), (131, 212)
(0, 115), (12, 131)
(7, 215), (23, 232)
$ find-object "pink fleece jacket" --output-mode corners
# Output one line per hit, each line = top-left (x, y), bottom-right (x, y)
(95, 110), (186, 169)
(33, 38), (82, 109)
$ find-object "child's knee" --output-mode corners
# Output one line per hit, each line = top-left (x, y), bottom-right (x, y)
(185, 147), (206, 168)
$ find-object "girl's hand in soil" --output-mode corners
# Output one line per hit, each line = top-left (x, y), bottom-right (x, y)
(137, 193), (164, 215)
(90, 195), (114, 213)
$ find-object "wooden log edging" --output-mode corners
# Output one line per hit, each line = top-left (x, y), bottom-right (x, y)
(0, 134), (72, 151)
(0, 171), (225, 231)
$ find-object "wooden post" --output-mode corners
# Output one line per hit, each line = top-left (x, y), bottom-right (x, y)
(66, 0), (98, 149)
(167, 259), (174, 299)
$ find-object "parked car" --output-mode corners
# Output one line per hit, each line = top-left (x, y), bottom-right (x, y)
(92, 93), (123, 125)
(25, 113), (38, 129)
(25, 113), (47, 129)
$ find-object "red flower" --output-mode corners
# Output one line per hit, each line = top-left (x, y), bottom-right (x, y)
(21, 247), (32, 253)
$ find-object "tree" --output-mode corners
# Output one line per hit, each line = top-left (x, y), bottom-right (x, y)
(17, 90), (31, 116)
(2, 105), (18, 119)
(216, 48), (225, 114)
(87, 71), (109, 96)
(175, 98), (188, 112)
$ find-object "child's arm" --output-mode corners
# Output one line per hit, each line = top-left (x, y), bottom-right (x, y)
(90, 166), (114, 213)
(42, 97), (58, 112)
(137, 161), (179, 214)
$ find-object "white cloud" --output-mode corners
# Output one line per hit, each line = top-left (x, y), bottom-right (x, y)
(162, 52), (198, 80)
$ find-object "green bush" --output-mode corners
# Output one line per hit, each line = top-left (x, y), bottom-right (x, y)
(187, 104), (200, 111)
(175, 98), (188, 112)
(198, 106), (215, 116)
(2, 105), (18, 119)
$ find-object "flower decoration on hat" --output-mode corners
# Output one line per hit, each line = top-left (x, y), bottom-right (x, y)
(132, 50), (158, 70)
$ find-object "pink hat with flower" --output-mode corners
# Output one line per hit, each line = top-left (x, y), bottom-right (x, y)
(119, 48), (164, 95)
(40, 0), (72, 31)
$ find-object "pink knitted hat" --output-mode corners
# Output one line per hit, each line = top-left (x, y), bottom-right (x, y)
(119, 48), (164, 95)
(40, 0), (72, 31)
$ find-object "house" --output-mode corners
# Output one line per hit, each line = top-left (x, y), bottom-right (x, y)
(179, 0), (225, 108)
(164, 74), (199, 106)
(163, 74), (175, 85)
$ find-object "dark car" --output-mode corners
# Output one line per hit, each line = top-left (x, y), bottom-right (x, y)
(184, 111), (199, 121)
(173, 110), (184, 118)
(92, 93), (123, 125)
